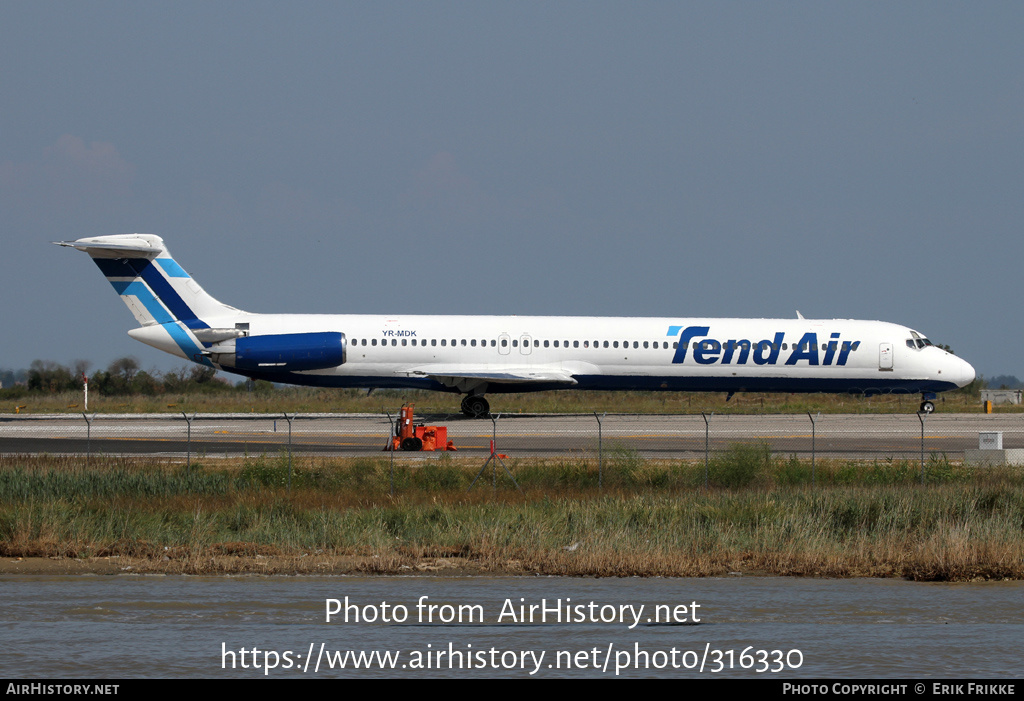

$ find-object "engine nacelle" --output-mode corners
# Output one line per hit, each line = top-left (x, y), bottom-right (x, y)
(232, 332), (346, 372)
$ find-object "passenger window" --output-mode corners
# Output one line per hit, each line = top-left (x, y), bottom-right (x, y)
(501, 339), (507, 347)
(643, 341), (649, 349)
(372, 339), (377, 346)
(633, 341), (639, 349)
(603, 341), (609, 348)
(543, 340), (549, 348)
(553, 340), (559, 347)
(573, 341), (579, 348)
(392, 339), (397, 346)
(513, 340), (518, 347)
(471, 339), (477, 347)
(461, 339), (467, 346)
(613, 341), (619, 348)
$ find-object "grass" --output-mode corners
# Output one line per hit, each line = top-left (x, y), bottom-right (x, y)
(1, 451), (1022, 580)
(3, 386), (1008, 415)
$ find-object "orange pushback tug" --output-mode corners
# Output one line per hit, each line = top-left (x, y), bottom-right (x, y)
(387, 404), (458, 452)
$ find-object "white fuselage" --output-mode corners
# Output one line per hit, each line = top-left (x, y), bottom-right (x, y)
(61, 234), (975, 402)
(130, 311), (975, 396)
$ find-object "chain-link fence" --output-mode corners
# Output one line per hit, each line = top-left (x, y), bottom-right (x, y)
(3, 410), (1022, 468)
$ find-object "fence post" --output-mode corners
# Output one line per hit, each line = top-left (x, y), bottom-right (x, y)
(701, 412), (713, 489)
(385, 410), (395, 496)
(918, 411), (926, 483)
(807, 411), (819, 486)
(468, 413), (521, 493)
(82, 412), (95, 464)
(283, 413), (295, 492)
(181, 412), (196, 471)
(594, 412), (605, 490)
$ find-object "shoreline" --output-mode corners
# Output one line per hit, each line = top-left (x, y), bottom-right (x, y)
(0, 555), (1014, 581)
(0, 555), (498, 577)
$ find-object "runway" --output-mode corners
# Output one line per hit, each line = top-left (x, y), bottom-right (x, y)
(2, 412), (1021, 460)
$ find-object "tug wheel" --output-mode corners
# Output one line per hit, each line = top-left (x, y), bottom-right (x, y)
(400, 436), (423, 451)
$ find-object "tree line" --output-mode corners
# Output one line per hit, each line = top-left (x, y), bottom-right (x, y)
(1, 358), (246, 398)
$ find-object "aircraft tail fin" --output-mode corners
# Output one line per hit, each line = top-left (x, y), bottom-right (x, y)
(57, 234), (248, 364)
(56, 234), (241, 329)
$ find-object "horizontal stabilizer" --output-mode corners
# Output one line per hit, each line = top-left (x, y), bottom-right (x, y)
(55, 234), (165, 258)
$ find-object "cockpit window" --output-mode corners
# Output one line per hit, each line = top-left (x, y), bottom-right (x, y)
(906, 330), (935, 350)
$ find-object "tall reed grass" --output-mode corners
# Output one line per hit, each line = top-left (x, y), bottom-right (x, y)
(1, 452), (1021, 579)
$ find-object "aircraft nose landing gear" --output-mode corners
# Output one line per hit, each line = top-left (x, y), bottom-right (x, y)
(461, 395), (490, 418)
(920, 392), (937, 414)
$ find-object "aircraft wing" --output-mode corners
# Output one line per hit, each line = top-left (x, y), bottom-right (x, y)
(401, 365), (578, 392)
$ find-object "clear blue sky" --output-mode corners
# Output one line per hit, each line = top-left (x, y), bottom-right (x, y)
(2, 2), (1021, 380)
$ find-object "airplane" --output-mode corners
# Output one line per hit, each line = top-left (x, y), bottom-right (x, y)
(57, 234), (976, 416)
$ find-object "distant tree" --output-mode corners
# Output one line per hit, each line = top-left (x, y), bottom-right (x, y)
(0, 368), (28, 388)
(27, 360), (78, 393)
(985, 375), (1023, 390)
(108, 357), (140, 384)
(189, 365), (218, 384)
(72, 359), (91, 379)
(161, 367), (191, 392)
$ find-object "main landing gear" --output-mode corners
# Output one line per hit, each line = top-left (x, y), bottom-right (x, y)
(461, 395), (490, 418)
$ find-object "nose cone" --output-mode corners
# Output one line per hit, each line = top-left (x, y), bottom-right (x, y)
(957, 357), (976, 388)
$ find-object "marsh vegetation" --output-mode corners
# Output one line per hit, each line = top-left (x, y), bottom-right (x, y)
(2, 449), (1021, 580)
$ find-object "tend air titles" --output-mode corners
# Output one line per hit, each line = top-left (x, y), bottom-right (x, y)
(669, 326), (861, 366)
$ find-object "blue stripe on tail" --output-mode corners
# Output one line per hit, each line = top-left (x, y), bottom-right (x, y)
(92, 257), (209, 330)
(107, 280), (211, 365)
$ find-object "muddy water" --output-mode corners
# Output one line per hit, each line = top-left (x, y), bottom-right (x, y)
(2, 575), (1020, 678)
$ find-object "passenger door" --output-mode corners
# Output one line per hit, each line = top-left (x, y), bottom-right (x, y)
(879, 342), (893, 371)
